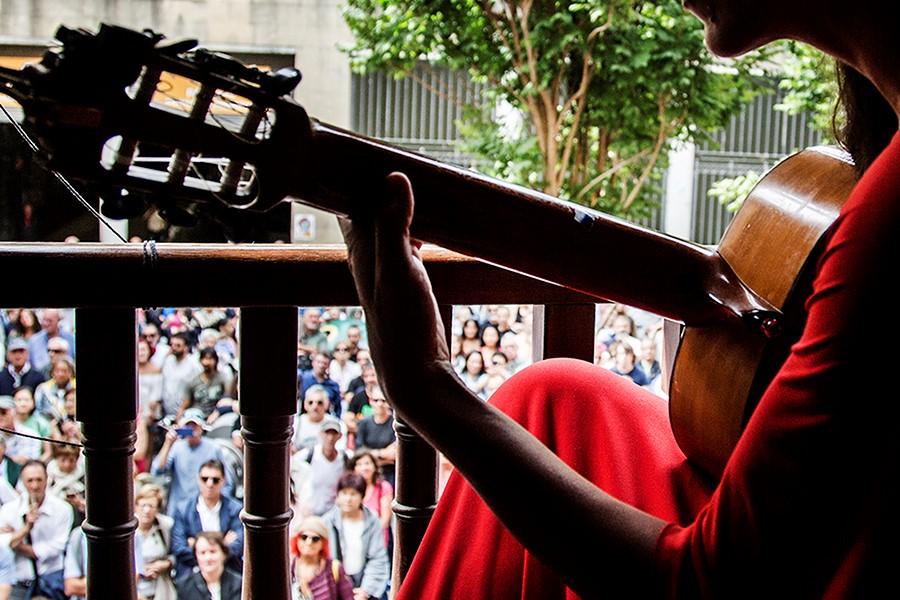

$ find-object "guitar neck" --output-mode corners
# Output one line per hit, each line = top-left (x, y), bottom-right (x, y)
(298, 121), (770, 327)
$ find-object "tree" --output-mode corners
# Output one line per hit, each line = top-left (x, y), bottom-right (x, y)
(343, 0), (765, 218)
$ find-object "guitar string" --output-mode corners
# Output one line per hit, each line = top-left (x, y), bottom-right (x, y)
(0, 103), (128, 244)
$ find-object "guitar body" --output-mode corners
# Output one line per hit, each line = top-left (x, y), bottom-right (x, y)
(670, 146), (858, 478)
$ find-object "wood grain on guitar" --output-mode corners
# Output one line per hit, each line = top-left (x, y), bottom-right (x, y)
(0, 24), (858, 477)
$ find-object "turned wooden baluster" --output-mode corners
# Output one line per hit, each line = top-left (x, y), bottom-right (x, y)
(76, 306), (138, 600)
(239, 306), (298, 599)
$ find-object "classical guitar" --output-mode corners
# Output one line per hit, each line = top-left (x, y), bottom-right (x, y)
(0, 24), (858, 477)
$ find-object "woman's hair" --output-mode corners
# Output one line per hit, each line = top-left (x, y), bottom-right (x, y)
(349, 449), (383, 484)
(463, 350), (485, 375)
(135, 483), (164, 509)
(835, 62), (897, 174)
(337, 472), (367, 497)
(195, 531), (229, 559)
(462, 318), (480, 340)
(480, 325), (501, 347)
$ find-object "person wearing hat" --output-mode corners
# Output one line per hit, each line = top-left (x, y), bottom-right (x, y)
(0, 338), (46, 397)
(151, 408), (232, 513)
(290, 516), (354, 600)
(294, 418), (347, 517)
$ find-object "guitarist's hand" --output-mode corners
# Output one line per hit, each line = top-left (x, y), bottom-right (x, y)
(340, 172), (455, 411)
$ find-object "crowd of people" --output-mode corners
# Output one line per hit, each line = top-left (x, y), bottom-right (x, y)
(0, 303), (663, 599)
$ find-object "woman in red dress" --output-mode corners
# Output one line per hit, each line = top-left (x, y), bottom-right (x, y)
(341, 1), (900, 596)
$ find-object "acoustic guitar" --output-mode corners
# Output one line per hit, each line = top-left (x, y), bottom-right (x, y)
(0, 24), (858, 477)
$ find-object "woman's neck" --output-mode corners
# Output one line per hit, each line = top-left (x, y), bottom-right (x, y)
(298, 554), (323, 566)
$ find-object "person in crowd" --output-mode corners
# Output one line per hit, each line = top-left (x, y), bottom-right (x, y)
(608, 341), (650, 387)
(345, 351), (372, 398)
(322, 473), (389, 600)
(33, 356), (75, 422)
(46, 445), (84, 499)
(298, 309), (330, 370)
(457, 351), (487, 397)
(133, 484), (178, 600)
(175, 531), (242, 600)
(160, 332), (202, 418)
(0, 396), (40, 465)
(294, 421), (347, 517)
(6, 310), (39, 342)
(171, 460), (243, 579)
(0, 338), (45, 397)
(0, 460), (73, 600)
(486, 351), (509, 378)
(499, 332), (529, 374)
(478, 325), (502, 367)
(344, 325), (367, 362)
(637, 337), (662, 388)
(329, 343), (362, 399)
(40, 338), (71, 378)
(191, 308), (227, 334)
(141, 323), (170, 369)
(0, 438), (20, 502)
(483, 373), (508, 401)
(179, 347), (233, 424)
(294, 386), (345, 451)
(197, 328), (236, 387)
(290, 516), (354, 600)
(599, 311), (643, 356)
(27, 310), (75, 373)
(11, 386), (51, 463)
(354, 387), (396, 487)
(55, 388), (80, 444)
(138, 339), (163, 422)
(151, 408), (232, 513)
(300, 353), (342, 418)
(494, 306), (515, 336)
(346, 365), (376, 417)
(349, 451), (393, 549)
(458, 319), (481, 360)
(62, 526), (86, 600)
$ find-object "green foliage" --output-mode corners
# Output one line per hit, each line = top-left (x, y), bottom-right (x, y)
(774, 41), (838, 139)
(343, 0), (768, 219)
(708, 171), (762, 213)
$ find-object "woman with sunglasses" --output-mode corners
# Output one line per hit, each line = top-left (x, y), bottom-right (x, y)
(290, 516), (354, 600)
(341, 0), (900, 596)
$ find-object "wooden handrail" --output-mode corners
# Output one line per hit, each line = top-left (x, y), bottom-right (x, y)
(0, 242), (597, 307)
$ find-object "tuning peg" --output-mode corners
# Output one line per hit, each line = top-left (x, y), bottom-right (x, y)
(268, 67), (302, 96)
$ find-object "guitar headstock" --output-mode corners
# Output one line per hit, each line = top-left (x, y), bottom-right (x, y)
(0, 23), (313, 236)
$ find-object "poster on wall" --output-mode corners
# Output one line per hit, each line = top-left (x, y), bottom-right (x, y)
(293, 213), (316, 241)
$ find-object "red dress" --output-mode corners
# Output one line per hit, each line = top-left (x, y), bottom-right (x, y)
(398, 132), (900, 599)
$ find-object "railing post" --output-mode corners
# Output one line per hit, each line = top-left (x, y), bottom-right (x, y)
(532, 303), (596, 362)
(75, 306), (138, 600)
(239, 306), (298, 599)
(390, 304), (447, 590)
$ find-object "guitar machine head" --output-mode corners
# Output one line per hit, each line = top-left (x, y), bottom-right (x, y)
(0, 23), (314, 236)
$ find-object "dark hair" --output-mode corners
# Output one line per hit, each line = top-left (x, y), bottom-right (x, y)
(462, 319), (480, 340)
(198, 347), (219, 362)
(835, 62), (897, 174)
(195, 531), (229, 559)
(336, 472), (367, 496)
(463, 350), (485, 375)
(480, 324), (501, 347)
(171, 331), (192, 346)
(349, 450), (383, 484)
(199, 459), (226, 477)
(22, 459), (47, 474)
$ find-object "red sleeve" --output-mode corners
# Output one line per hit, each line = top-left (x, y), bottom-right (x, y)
(657, 135), (900, 598)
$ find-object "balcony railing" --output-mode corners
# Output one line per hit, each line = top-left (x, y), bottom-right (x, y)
(0, 241), (598, 598)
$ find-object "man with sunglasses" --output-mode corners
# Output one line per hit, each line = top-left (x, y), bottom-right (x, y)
(171, 459), (243, 579)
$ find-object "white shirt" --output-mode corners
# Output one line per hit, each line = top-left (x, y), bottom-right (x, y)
(0, 492), (73, 580)
(197, 498), (222, 533)
(341, 518), (366, 576)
